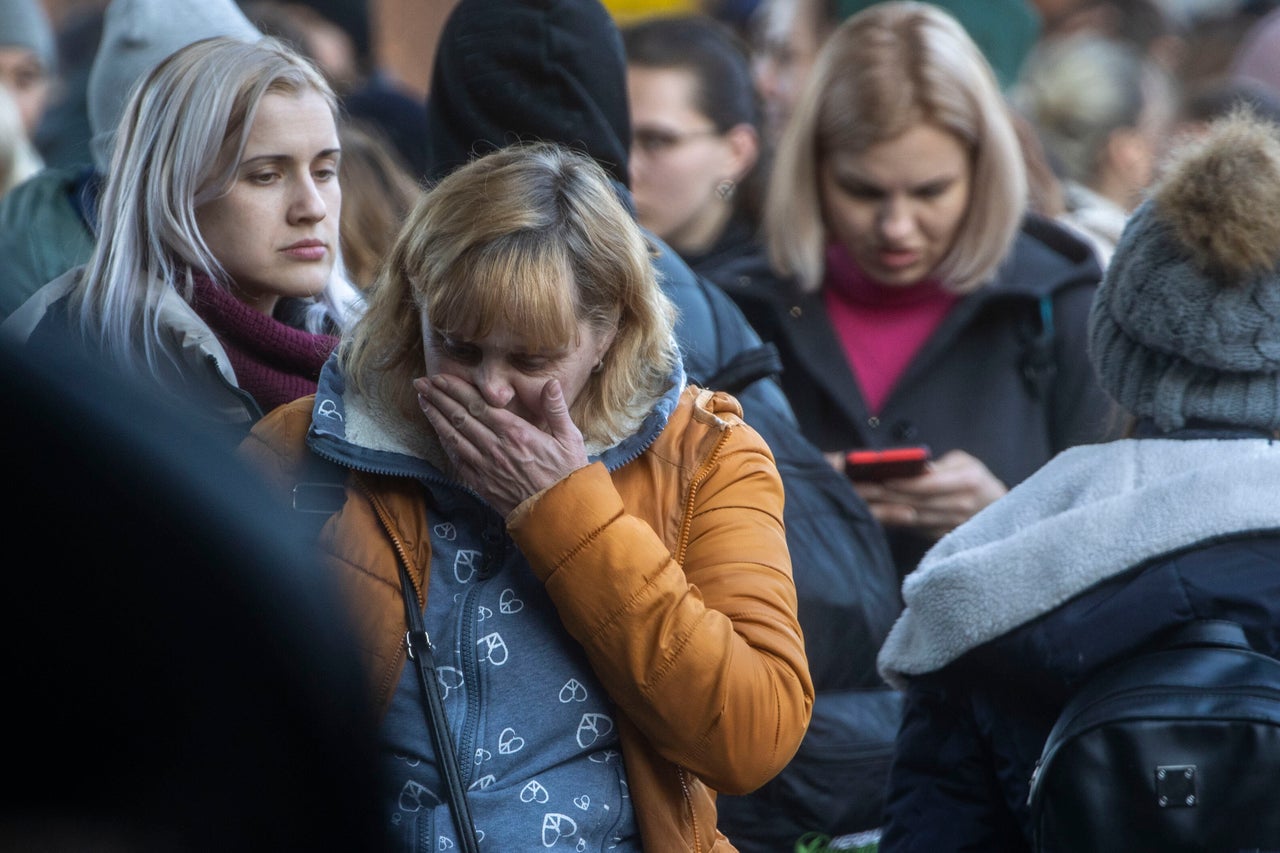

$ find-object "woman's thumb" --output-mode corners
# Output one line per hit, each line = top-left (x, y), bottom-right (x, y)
(542, 379), (573, 432)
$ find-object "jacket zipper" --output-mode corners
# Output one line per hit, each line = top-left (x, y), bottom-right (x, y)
(675, 427), (733, 566)
(353, 472), (423, 705)
(674, 425), (732, 851)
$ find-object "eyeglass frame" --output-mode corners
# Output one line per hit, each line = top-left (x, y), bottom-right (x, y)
(630, 126), (723, 156)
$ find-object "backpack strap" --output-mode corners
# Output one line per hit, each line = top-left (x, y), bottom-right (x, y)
(1156, 619), (1252, 652)
(1019, 294), (1057, 402)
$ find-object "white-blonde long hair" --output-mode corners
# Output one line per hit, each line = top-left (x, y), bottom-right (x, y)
(73, 35), (362, 377)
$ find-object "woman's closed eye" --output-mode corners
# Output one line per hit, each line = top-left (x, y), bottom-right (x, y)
(431, 336), (555, 373)
(313, 155), (340, 182)
(510, 354), (553, 373)
(835, 176), (956, 202)
(841, 182), (886, 201)
(246, 169), (282, 186)
(434, 337), (481, 363)
(912, 179), (954, 200)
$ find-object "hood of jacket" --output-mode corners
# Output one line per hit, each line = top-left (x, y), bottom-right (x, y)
(973, 212), (1102, 304)
(422, 0), (630, 186)
(877, 436), (1280, 689)
(2, 266), (239, 392)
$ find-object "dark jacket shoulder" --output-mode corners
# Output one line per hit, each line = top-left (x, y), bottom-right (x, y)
(991, 212), (1102, 301)
(882, 533), (1280, 853)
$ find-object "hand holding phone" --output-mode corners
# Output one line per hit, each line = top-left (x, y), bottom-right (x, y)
(845, 445), (932, 481)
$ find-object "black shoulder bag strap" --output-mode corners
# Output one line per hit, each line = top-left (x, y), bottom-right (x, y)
(397, 560), (482, 853)
(291, 453), (481, 850)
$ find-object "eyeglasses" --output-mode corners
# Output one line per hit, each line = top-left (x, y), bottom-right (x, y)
(632, 127), (721, 156)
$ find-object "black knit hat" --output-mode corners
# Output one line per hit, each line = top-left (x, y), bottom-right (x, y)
(422, 0), (631, 187)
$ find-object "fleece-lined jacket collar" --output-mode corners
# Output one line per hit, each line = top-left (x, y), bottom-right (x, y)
(878, 436), (1280, 688)
(303, 350), (686, 490)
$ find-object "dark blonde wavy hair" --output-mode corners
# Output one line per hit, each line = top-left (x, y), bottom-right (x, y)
(340, 142), (679, 447)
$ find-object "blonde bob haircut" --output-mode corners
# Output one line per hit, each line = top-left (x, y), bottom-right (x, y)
(764, 1), (1027, 294)
(341, 142), (679, 448)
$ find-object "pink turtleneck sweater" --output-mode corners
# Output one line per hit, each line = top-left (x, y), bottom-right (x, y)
(822, 243), (959, 415)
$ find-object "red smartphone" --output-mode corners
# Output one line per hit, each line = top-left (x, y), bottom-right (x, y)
(845, 445), (932, 481)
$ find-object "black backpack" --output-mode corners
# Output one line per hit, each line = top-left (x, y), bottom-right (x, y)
(1027, 619), (1280, 852)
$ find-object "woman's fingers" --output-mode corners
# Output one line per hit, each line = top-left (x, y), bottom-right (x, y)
(412, 375), (590, 516)
(859, 449), (1008, 537)
(415, 376), (485, 463)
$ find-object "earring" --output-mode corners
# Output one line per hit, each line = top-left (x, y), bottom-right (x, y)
(593, 358), (605, 374)
(715, 179), (736, 200)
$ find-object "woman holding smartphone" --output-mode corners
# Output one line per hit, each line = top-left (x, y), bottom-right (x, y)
(711, 2), (1116, 579)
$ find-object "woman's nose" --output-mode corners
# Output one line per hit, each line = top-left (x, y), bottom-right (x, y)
(473, 362), (515, 408)
(878, 197), (914, 241)
(289, 176), (328, 224)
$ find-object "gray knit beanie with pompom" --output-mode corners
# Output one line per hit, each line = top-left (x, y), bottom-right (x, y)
(1087, 108), (1280, 431)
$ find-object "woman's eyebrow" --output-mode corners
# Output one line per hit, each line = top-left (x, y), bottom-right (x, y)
(240, 147), (342, 166)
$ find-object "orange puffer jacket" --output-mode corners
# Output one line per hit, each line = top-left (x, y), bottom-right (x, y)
(239, 385), (814, 852)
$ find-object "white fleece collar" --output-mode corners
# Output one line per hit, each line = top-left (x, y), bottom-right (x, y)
(877, 438), (1280, 689)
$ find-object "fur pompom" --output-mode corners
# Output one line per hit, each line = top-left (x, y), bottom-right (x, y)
(1154, 107), (1280, 279)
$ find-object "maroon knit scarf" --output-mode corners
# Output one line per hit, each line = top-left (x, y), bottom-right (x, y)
(189, 274), (339, 414)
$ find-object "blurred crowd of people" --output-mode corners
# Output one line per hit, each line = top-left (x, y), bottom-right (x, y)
(7, 0), (1280, 851)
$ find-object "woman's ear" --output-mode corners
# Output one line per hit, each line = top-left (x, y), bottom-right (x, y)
(723, 122), (760, 183)
(598, 321), (620, 363)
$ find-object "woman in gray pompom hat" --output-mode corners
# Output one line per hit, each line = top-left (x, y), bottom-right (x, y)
(1087, 110), (1280, 434)
(872, 107), (1280, 852)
